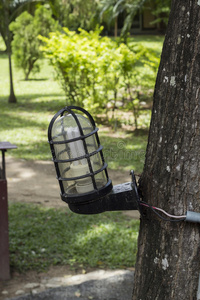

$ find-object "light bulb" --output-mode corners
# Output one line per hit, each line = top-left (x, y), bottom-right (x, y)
(67, 126), (94, 193)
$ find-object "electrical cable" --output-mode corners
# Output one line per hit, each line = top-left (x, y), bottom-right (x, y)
(140, 201), (186, 222)
(153, 206), (186, 219)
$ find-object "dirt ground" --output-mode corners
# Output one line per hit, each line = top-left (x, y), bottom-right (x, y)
(6, 157), (133, 208)
(0, 157), (139, 299)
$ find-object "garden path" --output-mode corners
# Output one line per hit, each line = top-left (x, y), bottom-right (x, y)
(6, 157), (139, 218)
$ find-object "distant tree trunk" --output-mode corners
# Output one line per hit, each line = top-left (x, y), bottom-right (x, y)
(8, 50), (17, 103)
(133, 1), (200, 299)
(114, 16), (118, 37)
(5, 1), (17, 103)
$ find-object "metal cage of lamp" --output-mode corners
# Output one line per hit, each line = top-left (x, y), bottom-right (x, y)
(48, 106), (113, 205)
(48, 106), (141, 215)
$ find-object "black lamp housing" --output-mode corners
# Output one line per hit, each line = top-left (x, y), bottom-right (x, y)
(48, 106), (141, 215)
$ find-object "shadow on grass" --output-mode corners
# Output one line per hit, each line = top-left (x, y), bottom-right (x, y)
(0, 94), (66, 113)
(9, 202), (139, 272)
(126, 128), (149, 136)
(0, 112), (47, 129)
(7, 140), (50, 160)
(0, 52), (7, 58)
(20, 78), (49, 82)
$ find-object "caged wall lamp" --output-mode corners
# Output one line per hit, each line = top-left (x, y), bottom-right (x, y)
(48, 106), (140, 215)
(48, 106), (200, 223)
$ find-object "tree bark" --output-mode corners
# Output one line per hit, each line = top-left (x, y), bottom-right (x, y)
(133, 1), (200, 299)
(4, 0), (17, 103)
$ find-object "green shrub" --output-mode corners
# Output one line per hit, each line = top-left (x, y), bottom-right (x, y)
(40, 27), (113, 111)
(40, 28), (159, 115)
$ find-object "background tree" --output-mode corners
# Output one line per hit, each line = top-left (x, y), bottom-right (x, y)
(132, 0), (200, 299)
(68, 0), (99, 31)
(0, 0), (44, 103)
(48, 0), (99, 31)
(47, 0), (73, 28)
(0, 0), (19, 52)
(0, 0), (43, 52)
(1, 0), (17, 103)
(10, 6), (59, 80)
(151, 0), (171, 28)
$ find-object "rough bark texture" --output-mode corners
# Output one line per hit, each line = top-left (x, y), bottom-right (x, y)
(133, 1), (200, 299)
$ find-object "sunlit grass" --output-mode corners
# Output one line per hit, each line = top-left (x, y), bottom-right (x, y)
(131, 35), (164, 54)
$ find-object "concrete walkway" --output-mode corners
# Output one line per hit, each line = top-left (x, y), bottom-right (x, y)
(8, 270), (134, 300)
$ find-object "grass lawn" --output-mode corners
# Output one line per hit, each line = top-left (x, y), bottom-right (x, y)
(131, 35), (164, 53)
(9, 203), (139, 272)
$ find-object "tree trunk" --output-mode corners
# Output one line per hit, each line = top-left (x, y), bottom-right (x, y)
(4, 0), (17, 103)
(114, 16), (118, 38)
(133, 1), (200, 299)
(8, 51), (17, 103)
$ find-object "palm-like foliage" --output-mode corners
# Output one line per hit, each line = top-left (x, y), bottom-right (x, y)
(99, 0), (125, 37)
(151, 0), (171, 26)
(120, 0), (147, 36)
(99, 0), (147, 37)
(99, 0), (171, 37)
